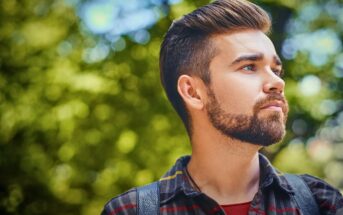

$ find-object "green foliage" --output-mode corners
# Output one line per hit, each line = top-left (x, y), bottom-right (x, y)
(0, 0), (342, 214)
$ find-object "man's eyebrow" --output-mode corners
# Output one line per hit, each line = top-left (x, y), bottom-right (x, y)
(230, 53), (264, 66)
(230, 53), (283, 67)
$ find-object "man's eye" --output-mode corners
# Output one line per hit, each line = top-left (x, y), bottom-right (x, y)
(273, 69), (284, 78)
(241, 65), (255, 71)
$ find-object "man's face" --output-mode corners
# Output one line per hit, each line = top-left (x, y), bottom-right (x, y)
(205, 30), (289, 146)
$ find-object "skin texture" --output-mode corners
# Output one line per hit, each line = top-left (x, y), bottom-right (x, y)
(177, 29), (288, 205)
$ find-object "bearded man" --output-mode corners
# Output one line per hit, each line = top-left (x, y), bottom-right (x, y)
(102, 0), (343, 214)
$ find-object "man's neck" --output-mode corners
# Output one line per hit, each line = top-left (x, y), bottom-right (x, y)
(188, 129), (261, 205)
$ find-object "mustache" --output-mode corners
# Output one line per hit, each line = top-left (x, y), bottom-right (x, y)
(254, 94), (289, 113)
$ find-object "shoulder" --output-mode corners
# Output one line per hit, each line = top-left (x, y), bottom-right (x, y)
(101, 188), (137, 215)
(299, 174), (343, 215)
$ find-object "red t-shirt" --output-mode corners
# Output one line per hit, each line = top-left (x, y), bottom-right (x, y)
(221, 201), (251, 215)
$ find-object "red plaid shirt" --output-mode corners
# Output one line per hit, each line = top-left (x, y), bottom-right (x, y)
(101, 154), (343, 215)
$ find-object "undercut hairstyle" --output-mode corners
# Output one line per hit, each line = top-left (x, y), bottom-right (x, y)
(159, 0), (271, 133)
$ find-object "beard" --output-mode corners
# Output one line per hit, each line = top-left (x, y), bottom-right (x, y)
(206, 89), (289, 146)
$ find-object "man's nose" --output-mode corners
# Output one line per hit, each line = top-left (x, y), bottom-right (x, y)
(262, 69), (285, 94)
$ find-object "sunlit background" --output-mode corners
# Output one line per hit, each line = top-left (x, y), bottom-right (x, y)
(0, 0), (342, 214)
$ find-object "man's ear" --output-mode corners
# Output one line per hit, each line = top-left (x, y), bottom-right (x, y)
(177, 75), (205, 110)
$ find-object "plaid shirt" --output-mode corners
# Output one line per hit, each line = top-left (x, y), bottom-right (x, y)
(101, 154), (343, 215)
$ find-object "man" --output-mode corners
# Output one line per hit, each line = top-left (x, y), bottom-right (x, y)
(101, 0), (343, 214)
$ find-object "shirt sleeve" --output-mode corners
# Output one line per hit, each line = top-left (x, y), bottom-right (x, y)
(100, 188), (137, 215)
(301, 174), (343, 215)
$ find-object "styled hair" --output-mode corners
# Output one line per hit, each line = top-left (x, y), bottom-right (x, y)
(159, 0), (271, 133)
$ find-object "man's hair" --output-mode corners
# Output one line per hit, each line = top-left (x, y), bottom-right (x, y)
(159, 0), (271, 133)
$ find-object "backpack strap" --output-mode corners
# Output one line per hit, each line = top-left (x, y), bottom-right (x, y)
(136, 181), (160, 215)
(284, 174), (320, 215)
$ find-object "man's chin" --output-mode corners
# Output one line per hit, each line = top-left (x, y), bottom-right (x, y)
(258, 110), (285, 121)
(225, 126), (286, 147)
(257, 121), (286, 146)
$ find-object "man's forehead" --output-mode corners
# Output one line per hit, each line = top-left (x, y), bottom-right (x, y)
(211, 30), (278, 59)
(212, 29), (272, 44)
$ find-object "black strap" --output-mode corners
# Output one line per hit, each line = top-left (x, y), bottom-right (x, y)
(284, 174), (320, 215)
(136, 181), (160, 215)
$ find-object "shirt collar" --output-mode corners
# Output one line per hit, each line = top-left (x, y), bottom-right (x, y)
(258, 153), (294, 194)
(159, 156), (200, 203)
(159, 153), (293, 203)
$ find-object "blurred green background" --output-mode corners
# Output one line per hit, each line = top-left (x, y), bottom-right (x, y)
(0, 0), (342, 214)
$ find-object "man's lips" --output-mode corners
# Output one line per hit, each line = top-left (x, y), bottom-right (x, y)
(260, 101), (284, 111)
